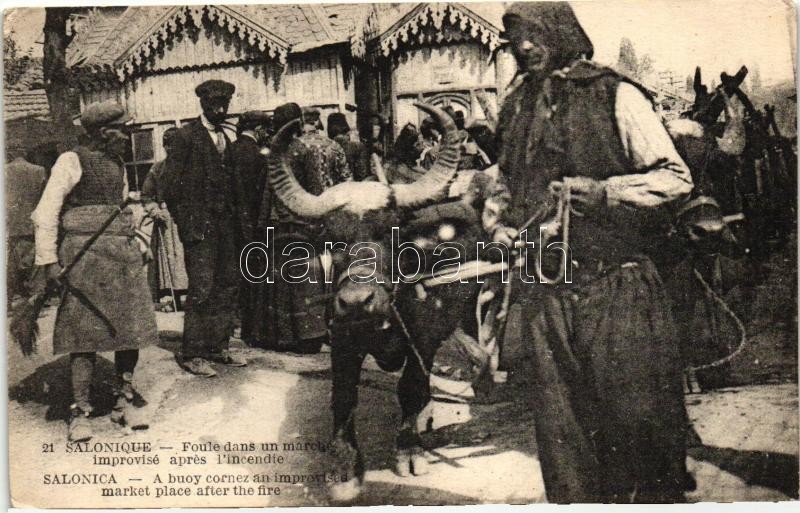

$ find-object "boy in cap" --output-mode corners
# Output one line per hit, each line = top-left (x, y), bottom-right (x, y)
(161, 79), (247, 376)
(491, 2), (694, 503)
(30, 101), (157, 441)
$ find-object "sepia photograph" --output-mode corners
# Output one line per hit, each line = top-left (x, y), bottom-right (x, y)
(3, 0), (798, 508)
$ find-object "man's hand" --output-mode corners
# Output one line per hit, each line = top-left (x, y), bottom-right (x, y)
(152, 208), (171, 223)
(491, 225), (519, 248)
(29, 263), (62, 296)
(136, 238), (153, 264)
(551, 177), (607, 213)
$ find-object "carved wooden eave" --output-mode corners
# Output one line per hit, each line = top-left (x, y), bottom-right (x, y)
(365, 3), (502, 62)
(114, 5), (289, 82)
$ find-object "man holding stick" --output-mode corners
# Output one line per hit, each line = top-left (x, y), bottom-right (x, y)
(30, 101), (156, 442)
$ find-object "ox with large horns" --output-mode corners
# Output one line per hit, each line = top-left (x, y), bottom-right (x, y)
(267, 102), (489, 501)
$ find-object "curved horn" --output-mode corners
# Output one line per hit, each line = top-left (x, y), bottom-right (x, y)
(267, 118), (339, 219)
(392, 102), (461, 208)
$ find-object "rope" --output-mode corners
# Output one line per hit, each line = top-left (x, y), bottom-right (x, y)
(389, 301), (430, 378)
(687, 267), (748, 371)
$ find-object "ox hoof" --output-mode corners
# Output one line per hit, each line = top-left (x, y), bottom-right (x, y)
(411, 451), (429, 476)
(395, 448), (429, 477)
(328, 477), (362, 503)
(395, 449), (411, 477)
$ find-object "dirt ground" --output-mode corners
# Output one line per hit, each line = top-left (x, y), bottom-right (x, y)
(7, 301), (799, 507)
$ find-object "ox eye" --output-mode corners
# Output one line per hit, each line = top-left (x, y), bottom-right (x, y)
(438, 223), (456, 241)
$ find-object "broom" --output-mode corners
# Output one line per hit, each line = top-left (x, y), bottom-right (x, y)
(10, 198), (134, 356)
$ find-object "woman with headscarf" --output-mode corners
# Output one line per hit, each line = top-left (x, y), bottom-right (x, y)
(142, 127), (189, 306)
(493, 2), (695, 503)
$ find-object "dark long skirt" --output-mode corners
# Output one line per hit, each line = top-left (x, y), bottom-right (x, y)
(520, 258), (690, 503)
(243, 237), (327, 352)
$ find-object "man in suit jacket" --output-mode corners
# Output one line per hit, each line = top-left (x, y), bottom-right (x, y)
(231, 110), (269, 346)
(162, 79), (247, 377)
(231, 110), (270, 243)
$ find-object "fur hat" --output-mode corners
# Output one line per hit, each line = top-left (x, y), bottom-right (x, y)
(327, 112), (350, 138)
(273, 103), (302, 130)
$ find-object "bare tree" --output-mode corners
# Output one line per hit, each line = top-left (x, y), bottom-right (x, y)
(617, 38), (638, 76)
(43, 7), (77, 148)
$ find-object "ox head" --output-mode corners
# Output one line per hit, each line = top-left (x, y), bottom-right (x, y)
(675, 196), (743, 258)
(268, 102), (470, 359)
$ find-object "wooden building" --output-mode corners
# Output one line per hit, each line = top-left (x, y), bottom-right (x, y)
(67, 4), (363, 186)
(66, 3), (517, 185)
(351, 3), (516, 137)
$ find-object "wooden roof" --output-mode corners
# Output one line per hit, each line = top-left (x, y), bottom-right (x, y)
(4, 89), (50, 122)
(353, 3), (504, 60)
(67, 4), (362, 82)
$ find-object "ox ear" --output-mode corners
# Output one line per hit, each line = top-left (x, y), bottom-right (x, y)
(694, 66), (704, 94)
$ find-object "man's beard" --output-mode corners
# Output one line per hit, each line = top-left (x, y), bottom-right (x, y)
(204, 109), (227, 125)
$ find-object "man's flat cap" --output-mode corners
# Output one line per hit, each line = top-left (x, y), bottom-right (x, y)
(195, 79), (235, 99)
(81, 101), (130, 131)
(238, 110), (271, 130)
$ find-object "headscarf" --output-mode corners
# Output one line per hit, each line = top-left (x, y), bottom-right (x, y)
(497, 2), (595, 225)
(502, 2), (593, 73)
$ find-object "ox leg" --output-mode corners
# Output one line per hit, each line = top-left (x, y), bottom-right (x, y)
(329, 343), (365, 502)
(396, 341), (439, 477)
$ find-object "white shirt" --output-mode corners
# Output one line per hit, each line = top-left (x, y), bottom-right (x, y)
(606, 82), (693, 208)
(200, 114), (237, 150)
(30, 152), (140, 265)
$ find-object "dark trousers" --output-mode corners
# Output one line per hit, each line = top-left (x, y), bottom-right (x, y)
(182, 219), (239, 358)
(520, 260), (690, 503)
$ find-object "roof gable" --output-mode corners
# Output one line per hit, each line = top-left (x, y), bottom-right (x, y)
(67, 4), (364, 83)
(116, 6), (289, 81)
(355, 3), (503, 60)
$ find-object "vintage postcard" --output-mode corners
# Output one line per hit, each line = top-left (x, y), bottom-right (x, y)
(4, 0), (798, 508)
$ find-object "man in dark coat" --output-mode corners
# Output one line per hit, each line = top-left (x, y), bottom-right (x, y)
(232, 110), (270, 346)
(492, 2), (695, 503)
(327, 112), (370, 181)
(6, 143), (46, 300)
(162, 79), (247, 377)
(31, 101), (156, 441)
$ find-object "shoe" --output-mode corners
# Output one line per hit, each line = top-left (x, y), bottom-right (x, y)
(111, 372), (149, 430)
(68, 404), (93, 442)
(207, 349), (247, 367)
(181, 357), (218, 377)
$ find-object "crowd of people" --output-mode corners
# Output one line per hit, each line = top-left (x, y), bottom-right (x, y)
(7, 1), (795, 504)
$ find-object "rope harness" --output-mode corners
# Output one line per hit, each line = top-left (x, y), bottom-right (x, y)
(327, 178), (747, 385)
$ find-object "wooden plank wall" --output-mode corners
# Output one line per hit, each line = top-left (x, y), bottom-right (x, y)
(393, 43), (496, 96)
(82, 50), (354, 127)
